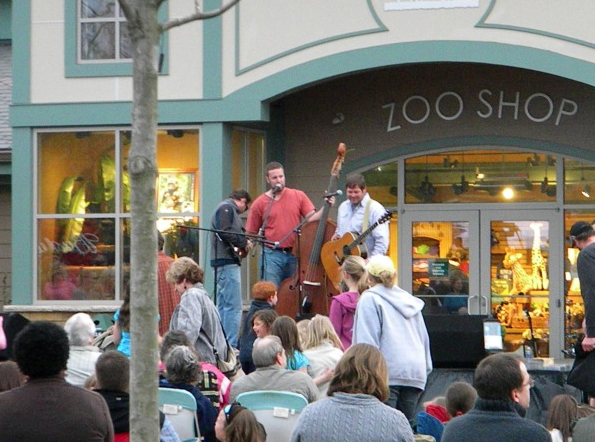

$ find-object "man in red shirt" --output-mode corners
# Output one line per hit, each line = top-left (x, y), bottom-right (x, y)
(158, 231), (179, 335)
(246, 162), (327, 287)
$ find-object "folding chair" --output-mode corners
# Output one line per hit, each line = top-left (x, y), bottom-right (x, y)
(236, 391), (308, 442)
(158, 387), (201, 442)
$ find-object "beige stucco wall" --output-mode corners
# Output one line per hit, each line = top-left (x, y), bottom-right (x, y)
(221, 0), (595, 96)
(29, 0), (595, 104)
(29, 0), (203, 103)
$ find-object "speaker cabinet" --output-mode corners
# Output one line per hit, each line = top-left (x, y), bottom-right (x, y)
(423, 314), (488, 368)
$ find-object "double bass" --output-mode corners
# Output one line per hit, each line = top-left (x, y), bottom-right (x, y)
(276, 143), (347, 319)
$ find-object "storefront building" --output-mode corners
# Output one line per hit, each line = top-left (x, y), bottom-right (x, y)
(8, 1), (595, 358)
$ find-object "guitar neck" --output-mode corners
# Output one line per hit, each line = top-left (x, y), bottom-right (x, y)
(348, 220), (380, 249)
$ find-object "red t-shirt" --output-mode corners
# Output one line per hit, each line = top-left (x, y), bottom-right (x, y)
(246, 188), (315, 249)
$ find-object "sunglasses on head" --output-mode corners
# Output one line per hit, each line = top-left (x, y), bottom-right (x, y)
(224, 403), (244, 424)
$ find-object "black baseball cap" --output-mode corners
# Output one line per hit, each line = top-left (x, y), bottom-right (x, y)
(567, 221), (593, 246)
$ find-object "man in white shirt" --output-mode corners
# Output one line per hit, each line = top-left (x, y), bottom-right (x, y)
(332, 173), (389, 258)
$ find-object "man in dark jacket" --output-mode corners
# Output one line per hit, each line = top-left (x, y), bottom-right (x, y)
(441, 353), (550, 442)
(210, 189), (252, 349)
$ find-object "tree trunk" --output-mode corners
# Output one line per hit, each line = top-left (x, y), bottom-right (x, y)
(117, 0), (241, 440)
(119, 1), (161, 441)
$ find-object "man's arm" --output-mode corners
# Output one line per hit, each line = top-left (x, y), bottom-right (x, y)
(213, 203), (247, 248)
(369, 202), (390, 256)
(171, 292), (203, 347)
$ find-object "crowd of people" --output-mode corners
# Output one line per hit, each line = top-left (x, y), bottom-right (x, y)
(3, 166), (595, 441)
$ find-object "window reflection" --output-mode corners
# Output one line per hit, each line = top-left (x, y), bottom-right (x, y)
(411, 221), (470, 312)
(37, 128), (200, 301)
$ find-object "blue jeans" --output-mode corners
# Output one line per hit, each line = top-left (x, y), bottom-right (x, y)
(215, 264), (242, 348)
(262, 247), (296, 288)
(386, 385), (423, 428)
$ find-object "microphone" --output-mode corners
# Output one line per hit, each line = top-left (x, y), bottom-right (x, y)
(272, 183), (283, 194)
(324, 190), (343, 198)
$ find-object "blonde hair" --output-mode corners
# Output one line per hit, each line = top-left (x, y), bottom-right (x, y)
(296, 319), (310, 348)
(366, 256), (397, 288)
(166, 257), (204, 285)
(304, 315), (343, 350)
(341, 255), (369, 294)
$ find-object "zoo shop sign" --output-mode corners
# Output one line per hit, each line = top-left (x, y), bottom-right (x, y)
(382, 89), (579, 132)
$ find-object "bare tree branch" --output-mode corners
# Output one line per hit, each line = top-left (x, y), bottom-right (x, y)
(160, 0), (241, 32)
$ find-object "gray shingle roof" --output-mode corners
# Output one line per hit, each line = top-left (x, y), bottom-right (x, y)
(0, 42), (12, 154)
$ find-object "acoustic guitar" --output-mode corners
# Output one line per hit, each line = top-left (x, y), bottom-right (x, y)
(321, 210), (392, 285)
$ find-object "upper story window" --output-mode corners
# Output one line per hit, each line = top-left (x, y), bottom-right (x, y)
(79, 0), (131, 62)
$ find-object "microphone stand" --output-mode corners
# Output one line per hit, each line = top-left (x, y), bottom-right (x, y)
(175, 225), (274, 302)
(257, 189), (279, 279)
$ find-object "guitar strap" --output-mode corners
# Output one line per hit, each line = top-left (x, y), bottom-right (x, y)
(362, 199), (372, 232)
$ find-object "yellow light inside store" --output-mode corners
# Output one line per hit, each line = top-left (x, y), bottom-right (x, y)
(502, 187), (515, 199)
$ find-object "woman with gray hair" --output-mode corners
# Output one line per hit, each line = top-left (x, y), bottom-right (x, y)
(166, 257), (228, 365)
(63, 312), (101, 387)
(160, 345), (219, 442)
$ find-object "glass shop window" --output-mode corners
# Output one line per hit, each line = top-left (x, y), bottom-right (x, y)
(36, 129), (200, 302)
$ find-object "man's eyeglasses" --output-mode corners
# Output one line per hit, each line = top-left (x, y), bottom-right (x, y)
(566, 235), (578, 247)
(522, 377), (535, 389)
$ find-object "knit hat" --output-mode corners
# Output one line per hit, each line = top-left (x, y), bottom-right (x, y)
(366, 255), (395, 277)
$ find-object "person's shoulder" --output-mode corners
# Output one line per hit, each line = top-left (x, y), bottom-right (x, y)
(288, 368), (318, 387)
(573, 413), (595, 439)
(63, 380), (109, 403)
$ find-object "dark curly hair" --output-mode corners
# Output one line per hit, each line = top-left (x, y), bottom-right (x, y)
(14, 321), (69, 379)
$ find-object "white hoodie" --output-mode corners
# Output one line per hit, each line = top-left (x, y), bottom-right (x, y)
(353, 284), (432, 389)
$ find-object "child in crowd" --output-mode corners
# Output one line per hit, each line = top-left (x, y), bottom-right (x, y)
(271, 316), (309, 372)
(423, 396), (450, 423)
(546, 394), (579, 442)
(238, 281), (277, 374)
(303, 315), (344, 395)
(329, 255), (368, 349)
(445, 381), (477, 419)
(296, 318), (310, 348)
(250, 310), (278, 341)
(113, 286), (131, 357)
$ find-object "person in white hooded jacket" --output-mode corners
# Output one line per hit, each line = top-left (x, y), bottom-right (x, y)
(353, 255), (432, 427)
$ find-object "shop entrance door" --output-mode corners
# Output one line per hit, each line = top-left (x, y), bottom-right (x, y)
(400, 209), (563, 357)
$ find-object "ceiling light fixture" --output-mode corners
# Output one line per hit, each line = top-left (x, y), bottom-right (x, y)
(502, 187), (515, 199)
(475, 167), (485, 180)
(332, 112), (345, 125)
